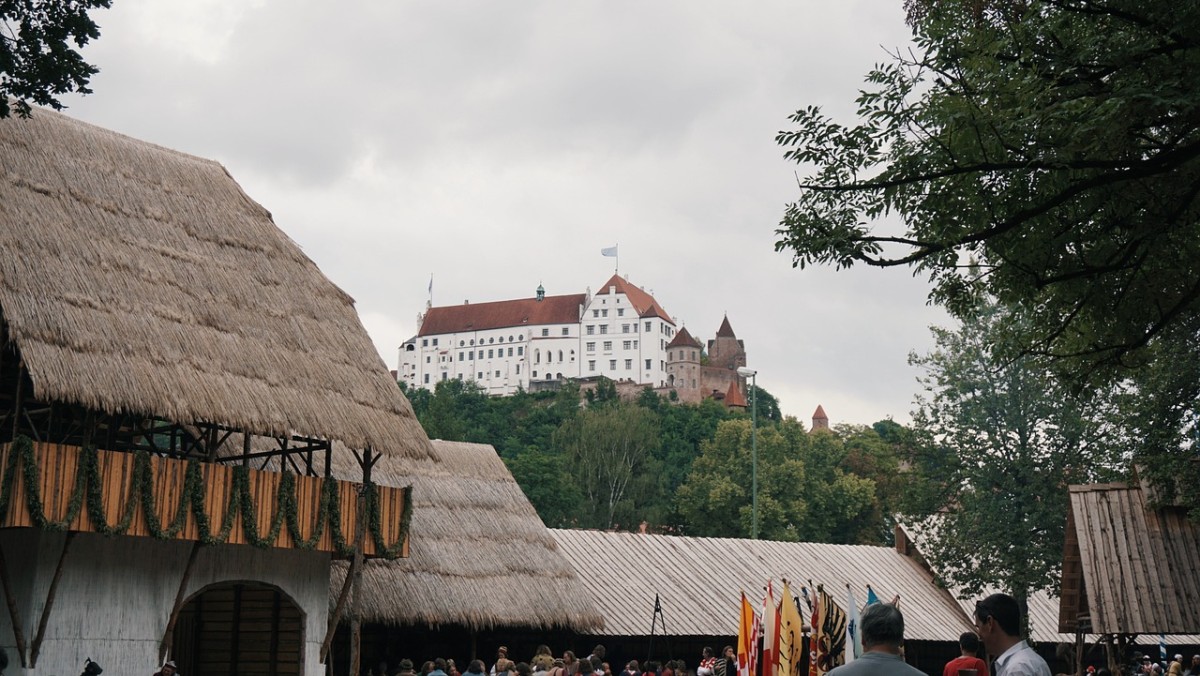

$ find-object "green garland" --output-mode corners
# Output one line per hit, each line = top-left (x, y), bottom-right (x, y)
(0, 435), (410, 559)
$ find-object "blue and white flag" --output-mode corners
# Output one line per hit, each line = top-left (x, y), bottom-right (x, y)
(865, 585), (880, 606)
(600, 245), (618, 257)
(846, 585), (862, 662)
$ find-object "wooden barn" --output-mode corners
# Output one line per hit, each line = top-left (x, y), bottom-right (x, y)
(1059, 482), (1200, 672)
(328, 440), (602, 673)
(549, 529), (975, 675)
(0, 108), (434, 676)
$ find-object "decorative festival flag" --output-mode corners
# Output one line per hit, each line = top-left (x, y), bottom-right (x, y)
(600, 245), (618, 257)
(865, 585), (880, 606)
(762, 581), (780, 676)
(737, 592), (758, 676)
(819, 586), (848, 673)
(845, 585), (862, 662)
(778, 583), (804, 676)
(807, 585), (822, 676)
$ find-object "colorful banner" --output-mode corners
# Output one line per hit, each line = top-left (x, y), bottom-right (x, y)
(778, 583), (804, 676)
(737, 592), (758, 676)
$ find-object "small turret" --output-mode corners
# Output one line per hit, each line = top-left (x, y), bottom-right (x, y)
(536, 283), (545, 302)
(812, 405), (829, 432)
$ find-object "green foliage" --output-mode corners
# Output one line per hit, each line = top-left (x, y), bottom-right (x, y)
(905, 303), (1127, 600)
(555, 401), (660, 529)
(1, 1), (112, 118)
(774, 0), (1200, 392)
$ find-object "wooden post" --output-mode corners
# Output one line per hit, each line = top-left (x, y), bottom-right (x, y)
(321, 558), (356, 663)
(0, 540), (29, 667)
(160, 541), (204, 662)
(349, 446), (372, 676)
(29, 532), (77, 667)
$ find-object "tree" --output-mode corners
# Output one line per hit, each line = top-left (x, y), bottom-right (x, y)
(774, 1), (1200, 389)
(906, 302), (1126, 609)
(554, 401), (659, 529)
(1, 1), (112, 118)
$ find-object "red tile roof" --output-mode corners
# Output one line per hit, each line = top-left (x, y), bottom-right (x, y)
(595, 274), (674, 325)
(716, 315), (737, 338)
(418, 294), (586, 336)
(813, 405), (828, 420)
(667, 326), (702, 349)
(724, 381), (747, 408)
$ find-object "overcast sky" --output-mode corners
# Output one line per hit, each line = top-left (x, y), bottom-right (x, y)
(61, 0), (948, 427)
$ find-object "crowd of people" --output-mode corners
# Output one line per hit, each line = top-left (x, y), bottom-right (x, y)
(360, 643), (749, 676)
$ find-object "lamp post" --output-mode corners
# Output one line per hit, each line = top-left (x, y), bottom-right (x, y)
(737, 366), (758, 539)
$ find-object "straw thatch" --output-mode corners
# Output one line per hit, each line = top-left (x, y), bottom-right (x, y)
(330, 440), (603, 632)
(550, 529), (973, 641)
(0, 108), (432, 459)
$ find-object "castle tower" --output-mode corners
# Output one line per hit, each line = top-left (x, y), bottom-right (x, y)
(707, 314), (746, 371)
(723, 380), (747, 410)
(812, 404), (830, 432)
(666, 326), (703, 403)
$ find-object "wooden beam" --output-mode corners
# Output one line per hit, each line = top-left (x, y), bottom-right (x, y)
(29, 532), (76, 667)
(160, 541), (204, 663)
(0, 540), (28, 668)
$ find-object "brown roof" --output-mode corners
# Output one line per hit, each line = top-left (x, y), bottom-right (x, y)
(595, 274), (674, 325)
(1060, 483), (1200, 635)
(716, 315), (736, 338)
(418, 294), (586, 336)
(0, 108), (433, 459)
(724, 381), (747, 408)
(813, 405), (829, 420)
(332, 441), (603, 632)
(666, 326), (702, 349)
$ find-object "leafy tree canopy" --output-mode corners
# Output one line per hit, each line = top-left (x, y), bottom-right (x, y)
(775, 0), (1200, 388)
(1, 0), (112, 118)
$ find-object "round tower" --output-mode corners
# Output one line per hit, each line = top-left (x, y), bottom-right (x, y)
(666, 326), (703, 403)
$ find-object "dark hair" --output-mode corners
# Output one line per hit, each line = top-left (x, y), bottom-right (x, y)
(469, 661), (486, 674)
(959, 632), (981, 653)
(975, 593), (1022, 637)
(861, 602), (904, 648)
(592, 646), (606, 660)
(517, 663), (532, 676)
(400, 659), (415, 671)
(702, 648), (713, 658)
(437, 659), (449, 672)
(590, 657), (604, 671)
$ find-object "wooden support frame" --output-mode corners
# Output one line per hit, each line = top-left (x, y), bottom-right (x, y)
(29, 531), (76, 667)
(0, 540), (28, 668)
(160, 541), (204, 662)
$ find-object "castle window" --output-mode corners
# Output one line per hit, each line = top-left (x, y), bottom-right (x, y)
(645, 359), (652, 369)
(593, 310), (599, 317)
(442, 372), (448, 381)
(624, 359), (632, 370)
(542, 328), (549, 337)
(618, 308), (625, 316)
(459, 352), (464, 361)
(468, 351), (474, 359)
(603, 341), (613, 351)
(587, 342), (596, 352)
(609, 359), (617, 370)
(426, 356), (431, 363)
(622, 324), (630, 333)
(495, 370), (501, 378)
(588, 360), (596, 371)
(562, 327), (569, 336)
(422, 339), (428, 347)
(624, 341), (632, 350)
(600, 325), (608, 334)
(424, 373), (430, 384)
(645, 321), (652, 332)
(488, 349), (494, 358)
(518, 346), (524, 356)
(459, 340), (464, 347)
(587, 325), (595, 335)
(478, 372), (484, 379)
(634, 340), (638, 348)
(433, 338), (439, 346)
(558, 350), (563, 362)
(602, 309), (609, 317)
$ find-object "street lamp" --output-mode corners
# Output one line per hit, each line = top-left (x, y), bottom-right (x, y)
(737, 366), (758, 539)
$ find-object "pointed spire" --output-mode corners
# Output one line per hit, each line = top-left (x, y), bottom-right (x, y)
(811, 405), (829, 431)
(716, 314), (736, 338)
(724, 380), (747, 408)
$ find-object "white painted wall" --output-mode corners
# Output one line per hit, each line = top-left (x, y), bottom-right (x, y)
(0, 529), (331, 676)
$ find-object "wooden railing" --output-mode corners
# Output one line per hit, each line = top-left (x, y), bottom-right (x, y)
(0, 440), (409, 558)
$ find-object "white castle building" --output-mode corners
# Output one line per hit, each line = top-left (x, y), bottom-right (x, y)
(399, 274), (679, 395)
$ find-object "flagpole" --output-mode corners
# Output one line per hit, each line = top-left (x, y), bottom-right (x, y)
(615, 243), (619, 274)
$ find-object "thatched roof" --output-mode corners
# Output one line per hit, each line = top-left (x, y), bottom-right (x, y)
(0, 108), (432, 459)
(330, 440), (603, 631)
(1060, 483), (1200, 637)
(550, 528), (972, 641)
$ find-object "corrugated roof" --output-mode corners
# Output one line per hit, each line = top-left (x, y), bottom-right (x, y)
(595, 274), (674, 325)
(0, 107), (432, 460)
(1065, 483), (1200, 636)
(549, 529), (973, 641)
(418, 294), (586, 336)
(331, 441), (603, 632)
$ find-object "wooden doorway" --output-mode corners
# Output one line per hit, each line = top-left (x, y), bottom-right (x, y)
(172, 581), (304, 676)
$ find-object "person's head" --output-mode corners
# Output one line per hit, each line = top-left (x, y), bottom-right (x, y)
(592, 646), (606, 660)
(860, 602), (905, 652)
(469, 661), (486, 674)
(702, 648), (713, 659)
(564, 652), (576, 665)
(602, 663), (611, 675)
(422, 662), (436, 675)
(161, 662), (177, 676)
(499, 648), (509, 659)
(497, 660), (513, 674)
(554, 659), (565, 669)
(974, 593), (1023, 655)
(436, 659), (449, 672)
(589, 657), (603, 673)
(516, 662), (532, 676)
(722, 647), (734, 660)
(400, 659), (415, 673)
(958, 632), (981, 656)
(627, 662), (640, 673)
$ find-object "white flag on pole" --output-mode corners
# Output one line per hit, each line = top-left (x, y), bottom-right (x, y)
(600, 245), (618, 257)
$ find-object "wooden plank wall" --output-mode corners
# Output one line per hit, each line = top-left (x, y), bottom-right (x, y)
(0, 441), (407, 557)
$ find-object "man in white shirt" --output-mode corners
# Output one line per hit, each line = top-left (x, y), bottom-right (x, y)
(973, 593), (1051, 676)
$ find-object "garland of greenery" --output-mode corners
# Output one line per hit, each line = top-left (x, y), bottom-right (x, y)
(0, 435), (411, 559)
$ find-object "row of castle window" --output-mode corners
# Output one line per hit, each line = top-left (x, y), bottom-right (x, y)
(421, 334), (531, 348)
(540, 327), (571, 337)
(587, 358), (656, 372)
(591, 308), (627, 318)
(669, 349), (699, 361)
(584, 340), (639, 352)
